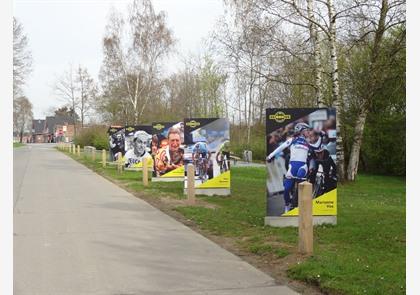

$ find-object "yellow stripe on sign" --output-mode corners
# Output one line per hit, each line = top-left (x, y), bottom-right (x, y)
(197, 171), (231, 188)
(282, 188), (337, 216)
(161, 165), (185, 178)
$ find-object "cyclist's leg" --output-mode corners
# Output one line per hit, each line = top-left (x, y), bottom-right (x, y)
(283, 177), (294, 207)
(296, 164), (308, 179)
(283, 163), (295, 208)
(287, 161), (307, 209)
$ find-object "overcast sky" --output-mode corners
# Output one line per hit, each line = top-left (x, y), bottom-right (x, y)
(13, 0), (226, 119)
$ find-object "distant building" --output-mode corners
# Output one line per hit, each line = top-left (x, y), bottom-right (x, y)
(31, 115), (77, 143)
(32, 119), (47, 143)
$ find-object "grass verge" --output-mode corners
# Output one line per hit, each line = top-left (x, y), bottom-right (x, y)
(13, 142), (25, 148)
(60, 148), (405, 295)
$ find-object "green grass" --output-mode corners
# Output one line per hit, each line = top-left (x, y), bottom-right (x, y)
(287, 174), (406, 294)
(60, 148), (406, 294)
(13, 142), (25, 148)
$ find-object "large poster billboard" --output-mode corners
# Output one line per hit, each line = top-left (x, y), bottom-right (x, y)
(108, 126), (125, 161)
(183, 118), (230, 196)
(265, 108), (337, 224)
(123, 125), (153, 168)
(151, 122), (185, 181)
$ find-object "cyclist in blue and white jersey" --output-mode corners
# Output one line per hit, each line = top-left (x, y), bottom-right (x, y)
(193, 141), (209, 160)
(266, 122), (322, 212)
(193, 141), (211, 180)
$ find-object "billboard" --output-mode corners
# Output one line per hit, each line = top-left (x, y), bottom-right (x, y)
(266, 108), (337, 218)
(151, 122), (185, 180)
(183, 118), (230, 196)
(108, 126), (125, 161)
(123, 125), (153, 168)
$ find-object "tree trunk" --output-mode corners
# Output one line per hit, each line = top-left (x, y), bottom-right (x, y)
(307, 0), (324, 107)
(346, 0), (388, 181)
(346, 108), (368, 181)
(327, 0), (345, 181)
(72, 103), (77, 138)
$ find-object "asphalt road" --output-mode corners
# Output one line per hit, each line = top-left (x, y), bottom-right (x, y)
(13, 144), (297, 295)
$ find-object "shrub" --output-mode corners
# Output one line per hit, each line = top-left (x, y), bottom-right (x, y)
(74, 125), (109, 150)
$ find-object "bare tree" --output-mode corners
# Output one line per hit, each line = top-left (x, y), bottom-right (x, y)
(13, 96), (33, 143)
(53, 65), (79, 135)
(100, 0), (175, 124)
(13, 17), (32, 98)
(53, 64), (97, 131)
(76, 65), (97, 127)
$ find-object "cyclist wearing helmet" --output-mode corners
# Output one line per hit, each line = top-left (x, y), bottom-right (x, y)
(192, 141), (211, 181)
(308, 144), (337, 195)
(216, 140), (230, 172)
(193, 141), (210, 160)
(266, 122), (322, 212)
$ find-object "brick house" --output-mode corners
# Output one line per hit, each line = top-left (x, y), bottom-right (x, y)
(31, 115), (77, 143)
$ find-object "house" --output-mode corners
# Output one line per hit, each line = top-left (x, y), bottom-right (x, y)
(31, 115), (77, 143)
(45, 115), (75, 143)
(31, 119), (47, 143)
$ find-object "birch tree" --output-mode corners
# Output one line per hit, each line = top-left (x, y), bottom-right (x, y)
(100, 0), (174, 124)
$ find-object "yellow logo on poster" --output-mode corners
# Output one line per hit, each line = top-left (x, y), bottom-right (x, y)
(186, 120), (201, 128)
(269, 112), (291, 123)
(109, 128), (117, 132)
(153, 124), (165, 130)
(126, 126), (135, 132)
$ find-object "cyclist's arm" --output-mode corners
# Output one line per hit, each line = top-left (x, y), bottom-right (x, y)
(267, 138), (292, 161)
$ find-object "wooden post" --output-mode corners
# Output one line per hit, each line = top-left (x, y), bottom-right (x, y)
(102, 149), (106, 167)
(142, 157), (148, 186)
(117, 152), (120, 173)
(117, 152), (123, 173)
(72, 144), (75, 154)
(77, 145), (80, 157)
(92, 148), (96, 161)
(298, 181), (313, 255)
(187, 163), (195, 205)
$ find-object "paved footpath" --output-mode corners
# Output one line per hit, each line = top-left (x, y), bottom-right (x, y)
(14, 144), (298, 295)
